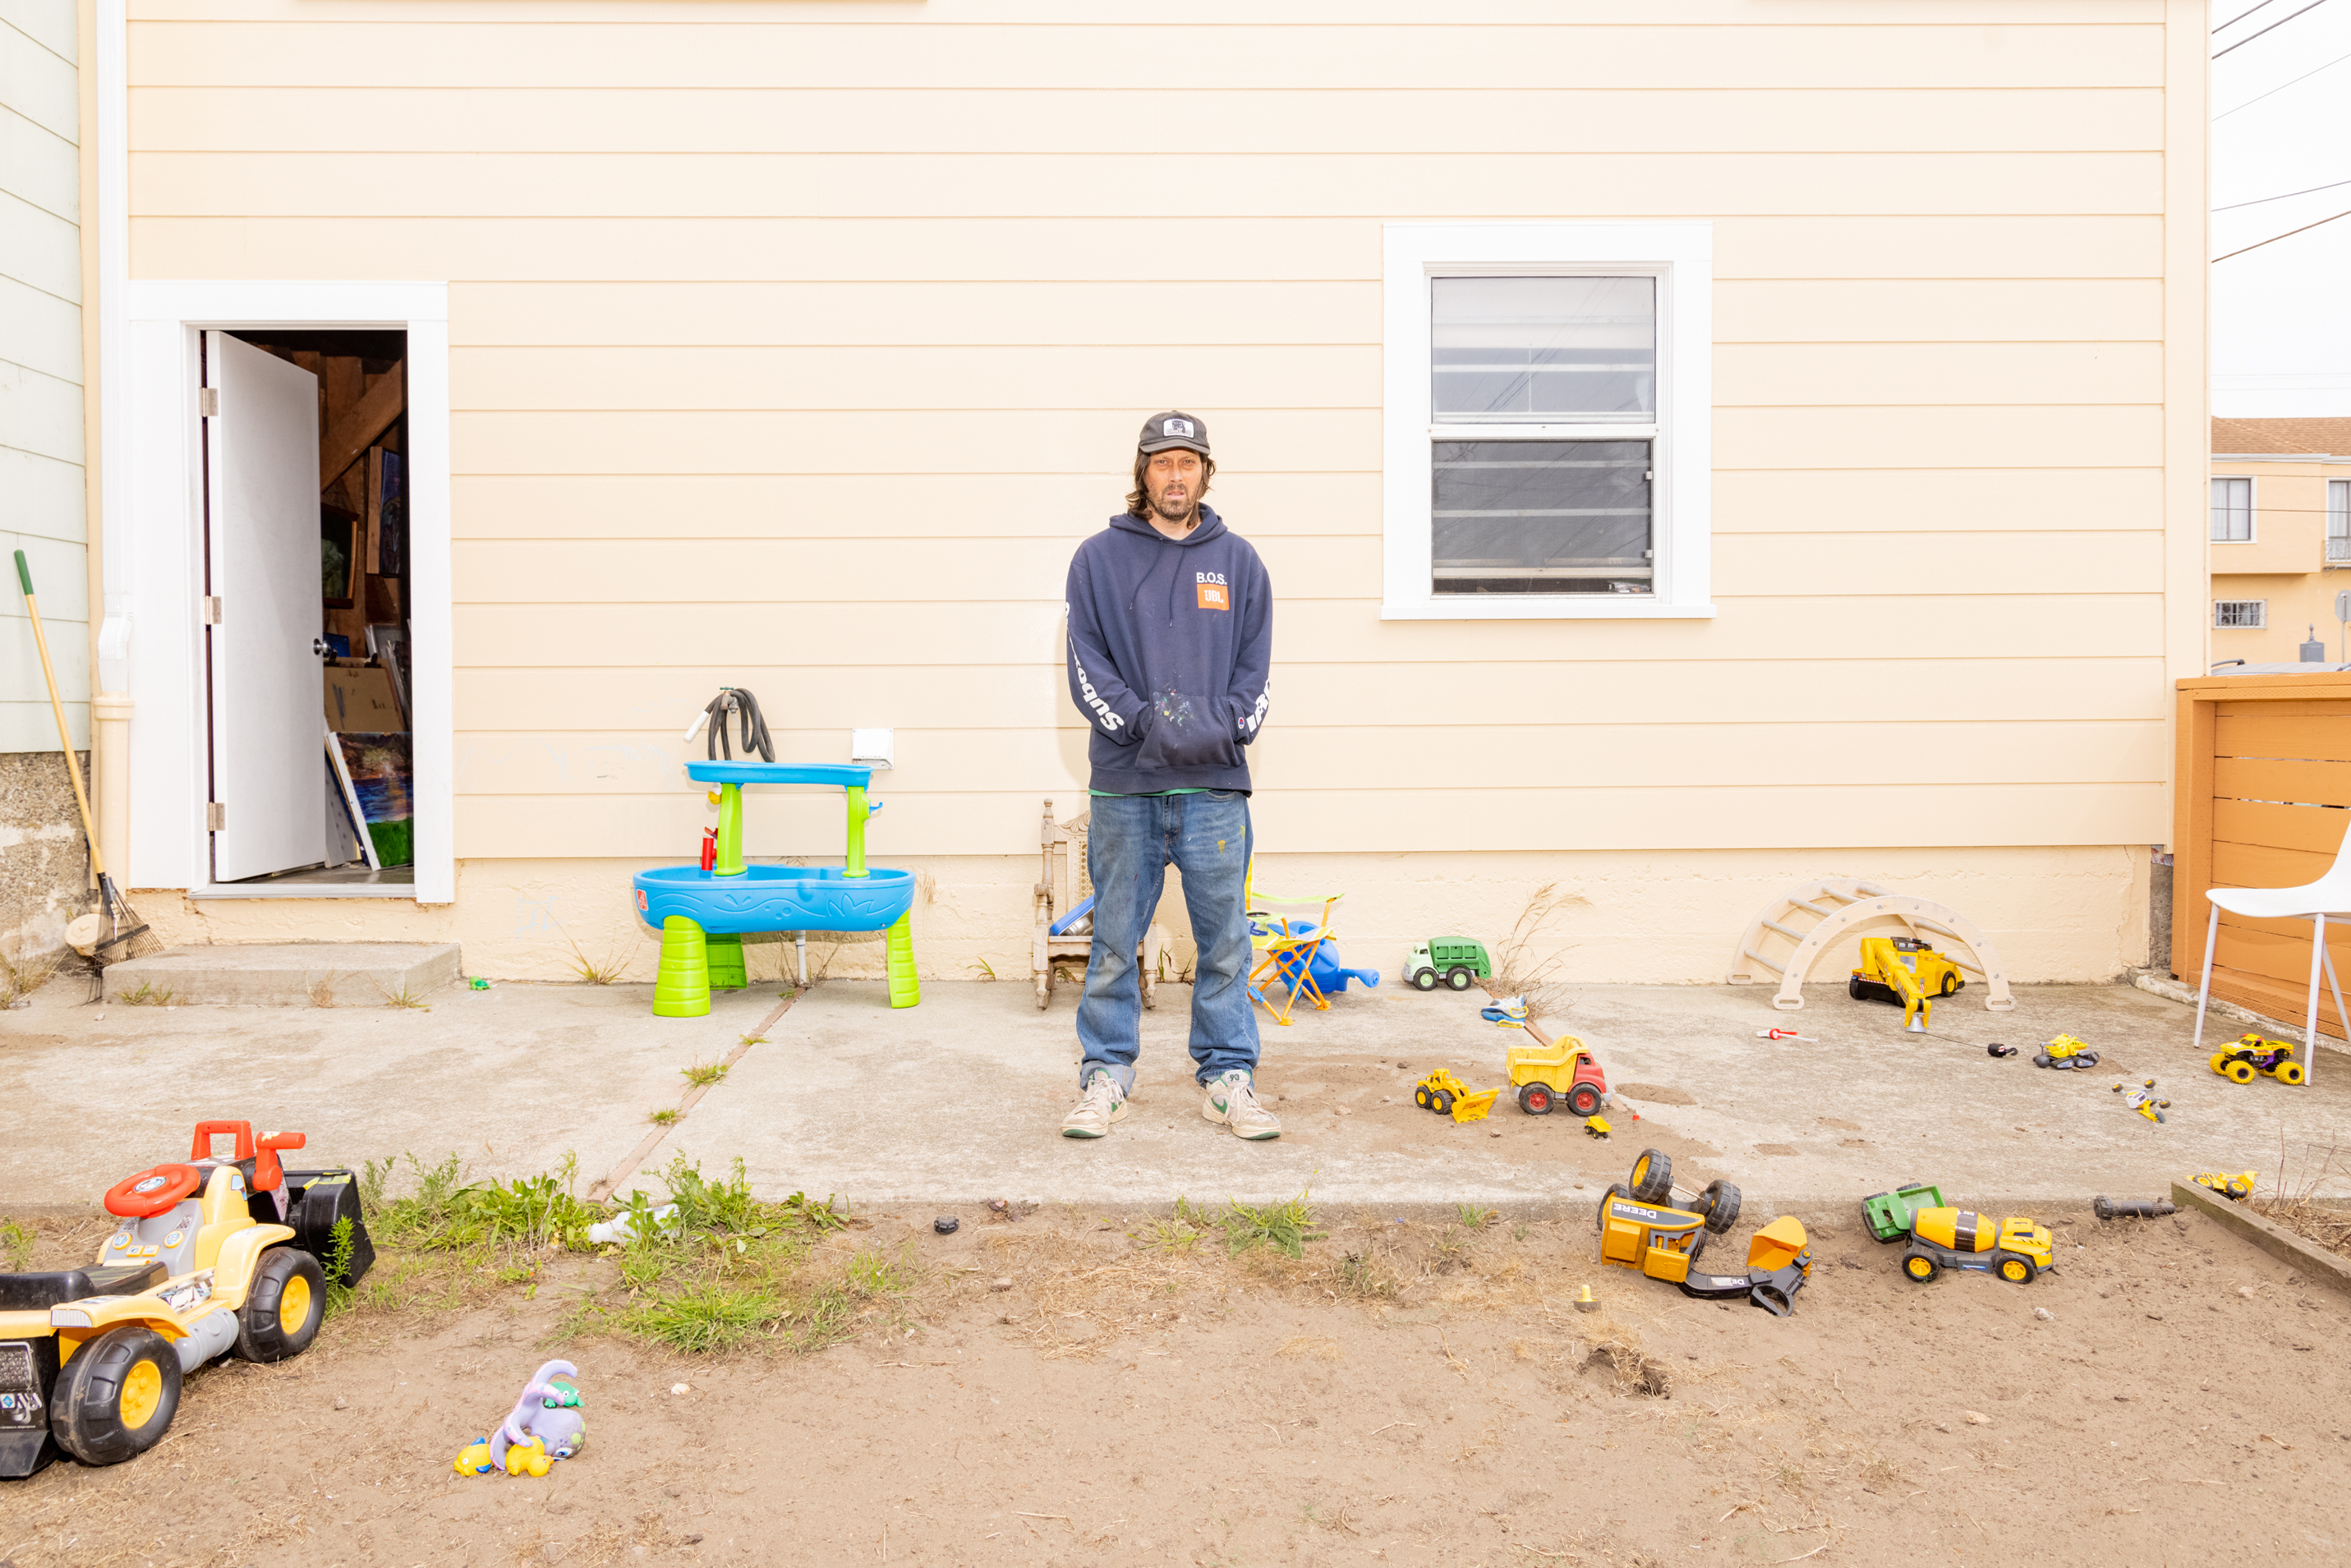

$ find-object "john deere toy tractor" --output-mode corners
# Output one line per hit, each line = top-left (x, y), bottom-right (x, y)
(0, 1120), (372, 1477)
(1848, 936), (1965, 1032)
(1595, 1149), (1813, 1316)
(2209, 1032), (2304, 1086)
(1898, 1206), (2053, 1286)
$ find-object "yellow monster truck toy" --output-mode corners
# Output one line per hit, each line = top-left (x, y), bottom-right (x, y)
(2208, 1033), (2305, 1086)
(0, 1120), (371, 1478)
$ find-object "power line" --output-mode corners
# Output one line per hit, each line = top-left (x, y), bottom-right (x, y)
(2214, 205), (2351, 262)
(2215, 45), (2351, 118)
(2216, 175), (2351, 210)
(2217, 0), (2284, 30)
(2215, 0), (2334, 58)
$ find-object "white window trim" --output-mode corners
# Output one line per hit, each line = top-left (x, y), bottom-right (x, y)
(2210, 474), (2257, 545)
(2213, 600), (2267, 630)
(117, 280), (453, 902)
(1382, 222), (1714, 620)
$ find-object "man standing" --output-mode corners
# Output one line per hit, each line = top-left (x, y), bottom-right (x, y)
(1060, 412), (1277, 1141)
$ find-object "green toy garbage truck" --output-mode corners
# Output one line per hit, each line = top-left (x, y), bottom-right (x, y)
(1407, 937), (1492, 992)
(1861, 1182), (1945, 1244)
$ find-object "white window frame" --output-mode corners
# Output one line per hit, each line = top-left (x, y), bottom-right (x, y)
(2213, 600), (2266, 630)
(117, 280), (453, 902)
(1382, 222), (1713, 620)
(2329, 477), (2350, 563)
(2210, 475), (2255, 544)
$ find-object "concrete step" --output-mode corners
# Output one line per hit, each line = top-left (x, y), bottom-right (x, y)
(102, 943), (463, 1006)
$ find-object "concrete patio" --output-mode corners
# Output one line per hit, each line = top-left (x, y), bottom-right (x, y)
(4, 967), (2346, 1220)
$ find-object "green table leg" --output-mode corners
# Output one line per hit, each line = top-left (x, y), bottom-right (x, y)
(886, 909), (920, 1009)
(706, 931), (748, 991)
(654, 915), (711, 1017)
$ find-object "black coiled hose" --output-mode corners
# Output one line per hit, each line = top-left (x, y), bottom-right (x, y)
(703, 687), (774, 762)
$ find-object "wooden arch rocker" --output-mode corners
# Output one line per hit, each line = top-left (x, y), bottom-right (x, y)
(1729, 880), (2014, 1014)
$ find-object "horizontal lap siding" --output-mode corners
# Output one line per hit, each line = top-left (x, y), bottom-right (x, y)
(127, 2), (2185, 858)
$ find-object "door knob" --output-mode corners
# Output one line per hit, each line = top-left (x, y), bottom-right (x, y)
(312, 638), (331, 657)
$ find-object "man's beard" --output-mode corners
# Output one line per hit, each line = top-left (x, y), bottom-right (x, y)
(1151, 488), (1197, 524)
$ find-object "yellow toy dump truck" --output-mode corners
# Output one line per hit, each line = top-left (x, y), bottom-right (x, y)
(0, 1120), (370, 1477)
(1505, 1023), (1610, 1117)
(1595, 1149), (1813, 1316)
(1898, 1206), (2053, 1285)
(1847, 936), (1965, 1032)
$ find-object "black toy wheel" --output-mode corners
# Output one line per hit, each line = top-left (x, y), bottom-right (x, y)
(1629, 1148), (1673, 1203)
(1901, 1249), (1940, 1283)
(52, 1324), (182, 1465)
(1699, 1179), (1742, 1235)
(2032, 1051), (2052, 1068)
(1996, 1253), (2035, 1285)
(1415, 1086), (1433, 1109)
(1411, 968), (1438, 991)
(1596, 1182), (1633, 1230)
(1939, 973), (1961, 996)
(1446, 968), (1475, 991)
(1518, 1083), (1553, 1115)
(1566, 1083), (1603, 1118)
(1848, 975), (1866, 1001)
(234, 1247), (326, 1363)
(1431, 1090), (1454, 1115)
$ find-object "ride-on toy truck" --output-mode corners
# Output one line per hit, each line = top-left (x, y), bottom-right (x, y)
(1596, 1149), (1813, 1316)
(0, 1120), (373, 1477)
(1506, 1022), (1611, 1116)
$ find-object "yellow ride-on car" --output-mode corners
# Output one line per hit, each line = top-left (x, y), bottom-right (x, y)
(0, 1120), (373, 1477)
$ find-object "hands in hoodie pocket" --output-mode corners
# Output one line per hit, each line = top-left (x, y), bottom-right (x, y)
(1135, 687), (1240, 773)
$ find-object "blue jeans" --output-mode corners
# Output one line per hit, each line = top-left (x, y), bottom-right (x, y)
(1075, 791), (1260, 1093)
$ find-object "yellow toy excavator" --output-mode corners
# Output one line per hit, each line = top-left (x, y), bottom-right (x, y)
(1847, 936), (1965, 1032)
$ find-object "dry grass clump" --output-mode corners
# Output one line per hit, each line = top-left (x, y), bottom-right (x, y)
(1, 950), (61, 1007)
(1482, 881), (1588, 1022)
(982, 1226), (1219, 1359)
(2248, 1134), (2351, 1256)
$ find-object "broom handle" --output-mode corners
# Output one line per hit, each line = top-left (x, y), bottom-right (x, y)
(13, 549), (108, 879)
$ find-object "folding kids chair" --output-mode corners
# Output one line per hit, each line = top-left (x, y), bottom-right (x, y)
(1245, 859), (1343, 1026)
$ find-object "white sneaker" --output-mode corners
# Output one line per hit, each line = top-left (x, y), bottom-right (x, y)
(1061, 1072), (1129, 1138)
(1201, 1069), (1281, 1140)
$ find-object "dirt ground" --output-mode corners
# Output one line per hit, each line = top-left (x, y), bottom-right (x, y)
(4, 1199), (2349, 1568)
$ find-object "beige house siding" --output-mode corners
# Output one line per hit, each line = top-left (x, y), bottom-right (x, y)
(115, 1), (2201, 982)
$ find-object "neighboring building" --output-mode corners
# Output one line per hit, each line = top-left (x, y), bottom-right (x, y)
(58, 2), (2211, 985)
(2209, 417), (2351, 667)
(0, 0), (92, 968)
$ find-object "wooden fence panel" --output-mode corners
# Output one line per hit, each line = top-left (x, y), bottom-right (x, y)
(2174, 673), (2351, 1041)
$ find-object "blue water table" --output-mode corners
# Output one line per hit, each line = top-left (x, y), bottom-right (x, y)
(632, 760), (918, 1016)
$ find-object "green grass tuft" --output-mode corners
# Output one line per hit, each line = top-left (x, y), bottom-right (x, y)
(681, 1061), (728, 1088)
(1176, 1189), (1325, 1259)
(620, 1284), (786, 1354)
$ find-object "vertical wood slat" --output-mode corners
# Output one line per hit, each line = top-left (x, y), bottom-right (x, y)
(2173, 672), (2351, 1040)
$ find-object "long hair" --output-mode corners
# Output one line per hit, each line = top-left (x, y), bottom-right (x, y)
(1125, 449), (1215, 519)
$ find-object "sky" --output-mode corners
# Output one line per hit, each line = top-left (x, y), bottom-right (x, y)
(2211, 0), (2351, 416)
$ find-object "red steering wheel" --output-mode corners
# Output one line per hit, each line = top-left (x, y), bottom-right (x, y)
(105, 1163), (201, 1219)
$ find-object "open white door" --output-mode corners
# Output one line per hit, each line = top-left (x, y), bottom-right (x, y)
(203, 331), (328, 882)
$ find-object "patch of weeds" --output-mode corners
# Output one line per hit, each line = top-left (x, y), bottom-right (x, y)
(659, 1154), (764, 1235)
(321, 1218), (359, 1317)
(1130, 1216), (1204, 1253)
(1456, 1204), (1498, 1230)
(380, 984), (430, 1011)
(681, 1061), (728, 1089)
(969, 957), (996, 981)
(0, 1217), (35, 1271)
(307, 974), (340, 1008)
(117, 981), (173, 1007)
(561, 929), (637, 986)
(779, 1190), (847, 1232)
(844, 1243), (917, 1299)
(1335, 1251), (1396, 1300)
(620, 1284), (785, 1354)
(737, 1032), (766, 1048)
(789, 1281), (861, 1354)
(0, 951), (60, 1007)
(1512, 1221), (1529, 1242)
(647, 1108), (679, 1127)
(361, 1150), (598, 1252)
(1179, 1189), (1325, 1260)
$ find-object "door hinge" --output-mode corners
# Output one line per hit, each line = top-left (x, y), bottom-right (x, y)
(198, 387), (219, 417)
(206, 802), (226, 831)
(200, 595), (222, 625)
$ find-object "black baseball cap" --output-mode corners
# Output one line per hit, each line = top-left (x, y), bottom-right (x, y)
(1138, 411), (1210, 456)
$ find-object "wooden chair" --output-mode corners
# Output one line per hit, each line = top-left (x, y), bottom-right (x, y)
(1033, 798), (1168, 1010)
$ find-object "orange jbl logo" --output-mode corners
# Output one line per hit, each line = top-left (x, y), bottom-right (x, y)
(1196, 582), (1229, 611)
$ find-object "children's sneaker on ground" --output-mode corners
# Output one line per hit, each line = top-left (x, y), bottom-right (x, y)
(1201, 1069), (1281, 1140)
(1060, 1073), (1129, 1138)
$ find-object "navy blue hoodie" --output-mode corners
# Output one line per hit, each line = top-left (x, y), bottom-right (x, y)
(1065, 504), (1272, 794)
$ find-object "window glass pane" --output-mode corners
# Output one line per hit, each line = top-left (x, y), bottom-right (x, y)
(1433, 439), (1650, 595)
(2211, 476), (2252, 541)
(2331, 481), (2350, 561)
(2215, 600), (2265, 628)
(1431, 277), (1654, 423)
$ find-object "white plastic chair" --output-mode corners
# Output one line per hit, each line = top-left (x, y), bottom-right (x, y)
(2191, 825), (2351, 1082)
